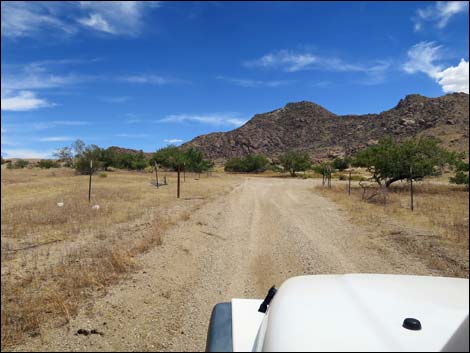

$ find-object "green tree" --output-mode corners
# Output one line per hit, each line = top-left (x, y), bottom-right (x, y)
(224, 155), (269, 173)
(132, 151), (148, 170)
(74, 144), (102, 174)
(279, 151), (311, 177)
(332, 157), (350, 171)
(183, 147), (213, 173)
(353, 137), (454, 188)
(53, 147), (73, 167)
(71, 139), (86, 157)
(152, 145), (187, 170)
(99, 148), (117, 171)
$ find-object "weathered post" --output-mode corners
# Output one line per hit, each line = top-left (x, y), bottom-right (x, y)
(348, 170), (352, 195)
(154, 161), (159, 188)
(177, 165), (181, 198)
(327, 166), (331, 189)
(410, 165), (414, 211)
(88, 160), (93, 203)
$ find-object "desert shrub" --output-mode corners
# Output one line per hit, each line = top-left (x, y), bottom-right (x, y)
(224, 155), (269, 173)
(449, 160), (469, 186)
(332, 157), (350, 171)
(37, 160), (60, 169)
(12, 159), (29, 169)
(279, 151), (311, 177)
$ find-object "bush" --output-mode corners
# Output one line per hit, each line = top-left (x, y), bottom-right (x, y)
(99, 172), (108, 178)
(279, 151), (311, 177)
(332, 157), (350, 171)
(224, 155), (269, 173)
(13, 159), (29, 169)
(37, 160), (60, 169)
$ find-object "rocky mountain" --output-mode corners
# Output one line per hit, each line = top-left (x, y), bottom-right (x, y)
(183, 93), (469, 161)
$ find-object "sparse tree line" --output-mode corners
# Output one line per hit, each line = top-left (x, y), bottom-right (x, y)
(223, 137), (469, 187)
(2, 136), (468, 186)
(53, 140), (214, 175)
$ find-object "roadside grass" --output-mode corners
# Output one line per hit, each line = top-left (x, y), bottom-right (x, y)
(1, 168), (235, 349)
(316, 180), (469, 277)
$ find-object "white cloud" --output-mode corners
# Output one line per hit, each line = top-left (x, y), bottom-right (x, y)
(115, 133), (149, 138)
(414, 1), (468, 31)
(119, 74), (187, 85)
(435, 59), (469, 93)
(159, 113), (247, 127)
(78, 13), (114, 33)
(403, 41), (469, 94)
(1, 91), (54, 111)
(216, 76), (291, 88)
(0, 2), (76, 38)
(1, 1), (162, 38)
(2, 148), (53, 159)
(244, 49), (391, 84)
(403, 42), (443, 77)
(78, 1), (161, 36)
(164, 138), (183, 144)
(38, 136), (74, 142)
(244, 50), (317, 72)
(122, 75), (172, 85)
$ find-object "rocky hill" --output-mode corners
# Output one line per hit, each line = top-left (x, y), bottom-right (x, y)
(182, 93), (469, 161)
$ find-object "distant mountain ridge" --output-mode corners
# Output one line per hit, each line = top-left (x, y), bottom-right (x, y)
(182, 93), (469, 161)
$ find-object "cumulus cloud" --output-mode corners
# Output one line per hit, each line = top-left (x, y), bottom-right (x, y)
(1, 91), (55, 111)
(403, 42), (469, 94)
(435, 59), (469, 93)
(414, 1), (468, 31)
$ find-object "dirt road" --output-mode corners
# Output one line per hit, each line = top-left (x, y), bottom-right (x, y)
(16, 177), (432, 352)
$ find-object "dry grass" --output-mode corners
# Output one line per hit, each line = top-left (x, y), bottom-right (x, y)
(1, 168), (237, 349)
(316, 179), (469, 278)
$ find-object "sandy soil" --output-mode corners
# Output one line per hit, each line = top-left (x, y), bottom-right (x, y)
(15, 177), (436, 352)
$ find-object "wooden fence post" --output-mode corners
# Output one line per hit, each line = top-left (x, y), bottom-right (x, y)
(410, 165), (414, 211)
(88, 160), (93, 203)
(177, 165), (181, 198)
(154, 161), (159, 188)
(327, 167), (331, 189)
(348, 170), (351, 195)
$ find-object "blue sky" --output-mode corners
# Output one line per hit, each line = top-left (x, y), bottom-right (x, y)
(1, 1), (469, 158)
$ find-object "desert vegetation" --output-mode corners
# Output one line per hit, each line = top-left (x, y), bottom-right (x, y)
(0, 166), (233, 349)
(224, 155), (270, 173)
